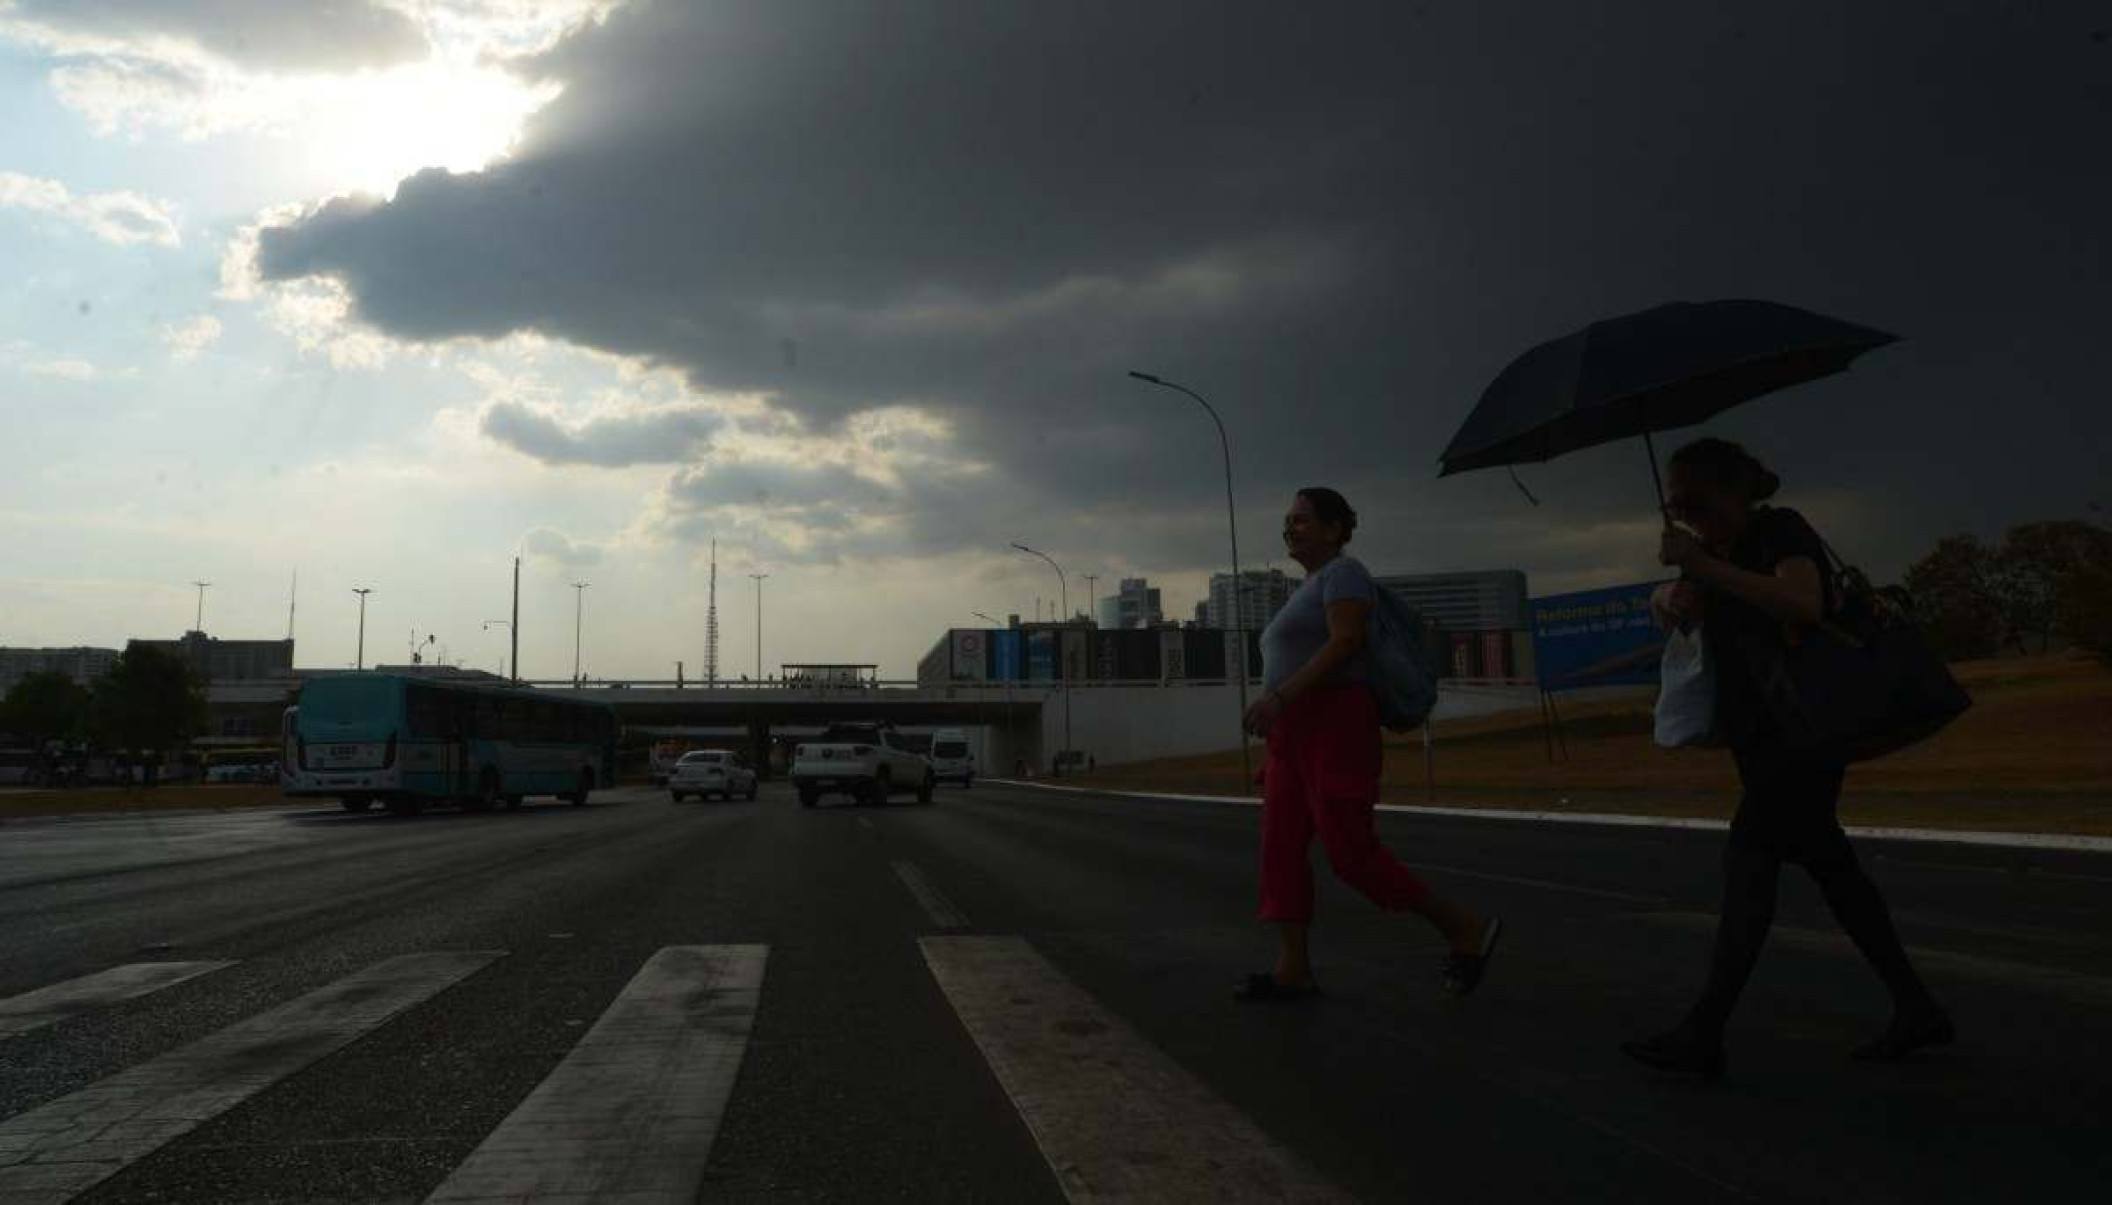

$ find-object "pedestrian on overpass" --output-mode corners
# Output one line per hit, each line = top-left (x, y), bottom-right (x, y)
(1237, 487), (1502, 1001)
(1623, 439), (1951, 1079)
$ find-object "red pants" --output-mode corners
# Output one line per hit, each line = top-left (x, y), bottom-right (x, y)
(1259, 684), (1432, 923)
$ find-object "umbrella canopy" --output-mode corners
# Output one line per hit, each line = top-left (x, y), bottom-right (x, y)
(1438, 300), (1897, 481)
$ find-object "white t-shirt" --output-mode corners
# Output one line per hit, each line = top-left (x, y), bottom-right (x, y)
(1259, 554), (1375, 693)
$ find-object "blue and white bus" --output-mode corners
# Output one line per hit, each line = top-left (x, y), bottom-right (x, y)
(283, 674), (619, 815)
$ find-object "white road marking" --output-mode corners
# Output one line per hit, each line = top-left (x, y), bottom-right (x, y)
(425, 944), (766, 1204)
(891, 861), (969, 929)
(1641, 912), (2112, 1005)
(0, 951), (502, 1202)
(856, 816), (876, 831)
(1409, 862), (1667, 905)
(921, 936), (1346, 1203)
(989, 780), (2112, 853)
(0, 962), (237, 1039)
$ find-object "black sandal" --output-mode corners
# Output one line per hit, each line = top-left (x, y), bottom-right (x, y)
(1439, 917), (1504, 997)
(1234, 973), (1322, 1003)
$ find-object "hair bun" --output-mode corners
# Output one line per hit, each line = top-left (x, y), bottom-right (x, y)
(1752, 468), (1782, 501)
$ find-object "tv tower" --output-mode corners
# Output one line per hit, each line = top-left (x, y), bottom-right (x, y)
(704, 539), (720, 685)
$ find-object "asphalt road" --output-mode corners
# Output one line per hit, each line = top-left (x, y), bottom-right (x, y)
(1, 781), (2106, 1202)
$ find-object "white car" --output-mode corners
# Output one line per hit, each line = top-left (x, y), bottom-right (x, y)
(668, 749), (759, 802)
(927, 729), (975, 787)
(791, 723), (934, 807)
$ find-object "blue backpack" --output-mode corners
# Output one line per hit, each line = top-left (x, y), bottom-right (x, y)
(1366, 587), (1438, 732)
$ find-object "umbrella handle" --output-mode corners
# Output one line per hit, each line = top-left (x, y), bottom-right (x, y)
(1643, 429), (1669, 519)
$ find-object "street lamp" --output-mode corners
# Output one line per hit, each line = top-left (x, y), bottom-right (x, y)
(351, 588), (373, 670)
(1011, 542), (1073, 771)
(571, 581), (590, 686)
(1129, 370), (1252, 790)
(482, 620), (512, 679)
(748, 573), (769, 682)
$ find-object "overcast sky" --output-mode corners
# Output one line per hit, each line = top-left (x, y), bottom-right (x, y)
(4, 1), (2107, 678)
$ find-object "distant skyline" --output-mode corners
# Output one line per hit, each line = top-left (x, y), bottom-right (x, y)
(4, 2), (2107, 678)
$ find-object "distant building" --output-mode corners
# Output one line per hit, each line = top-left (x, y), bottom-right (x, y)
(1205, 569), (1296, 631)
(130, 631), (295, 683)
(1371, 570), (1529, 632)
(1192, 600), (1209, 628)
(0, 646), (119, 695)
(1096, 578), (1163, 630)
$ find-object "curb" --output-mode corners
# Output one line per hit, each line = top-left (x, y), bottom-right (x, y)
(984, 780), (2112, 854)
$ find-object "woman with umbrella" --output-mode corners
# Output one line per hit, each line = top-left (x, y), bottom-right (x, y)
(1621, 438), (1951, 1078)
(1438, 301), (1958, 1077)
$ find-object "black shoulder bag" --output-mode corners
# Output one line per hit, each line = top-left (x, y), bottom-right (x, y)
(1744, 543), (1972, 764)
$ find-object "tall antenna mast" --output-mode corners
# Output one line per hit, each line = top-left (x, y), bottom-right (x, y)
(705, 539), (720, 686)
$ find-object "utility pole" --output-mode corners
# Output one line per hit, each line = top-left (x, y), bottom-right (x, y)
(747, 573), (769, 681)
(191, 580), (211, 632)
(510, 555), (520, 682)
(352, 587), (372, 670)
(1082, 573), (1099, 625)
(706, 539), (720, 686)
(571, 581), (590, 686)
(287, 570), (297, 641)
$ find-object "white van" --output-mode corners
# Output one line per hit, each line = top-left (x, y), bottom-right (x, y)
(927, 729), (975, 788)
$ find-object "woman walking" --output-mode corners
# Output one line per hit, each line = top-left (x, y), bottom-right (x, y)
(1623, 439), (1952, 1078)
(1236, 487), (1501, 1001)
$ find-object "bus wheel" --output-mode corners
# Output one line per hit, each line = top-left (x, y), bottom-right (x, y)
(568, 768), (594, 806)
(340, 795), (373, 813)
(385, 796), (426, 817)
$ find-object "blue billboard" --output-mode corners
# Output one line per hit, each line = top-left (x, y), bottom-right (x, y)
(991, 630), (1022, 680)
(1531, 581), (1669, 692)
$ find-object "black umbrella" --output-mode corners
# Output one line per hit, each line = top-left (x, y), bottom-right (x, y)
(1438, 300), (1897, 505)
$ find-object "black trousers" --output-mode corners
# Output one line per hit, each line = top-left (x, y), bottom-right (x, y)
(1687, 750), (1936, 1035)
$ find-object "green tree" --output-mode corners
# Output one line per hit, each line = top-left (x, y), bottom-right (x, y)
(0, 671), (90, 746)
(1902, 534), (2004, 660)
(90, 645), (207, 787)
(1996, 520), (2112, 654)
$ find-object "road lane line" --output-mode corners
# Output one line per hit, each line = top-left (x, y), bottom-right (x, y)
(986, 780), (2112, 853)
(892, 861), (969, 929)
(921, 936), (1346, 1203)
(1641, 912), (2112, 1005)
(424, 944), (766, 1203)
(1409, 862), (1667, 905)
(0, 951), (502, 1202)
(0, 962), (238, 1039)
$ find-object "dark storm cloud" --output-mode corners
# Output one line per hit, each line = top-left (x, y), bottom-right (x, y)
(257, 0), (2112, 583)
(7, 0), (426, 69)
(481, 399), (720, 466)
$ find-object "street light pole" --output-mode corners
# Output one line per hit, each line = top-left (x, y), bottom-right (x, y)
(571, 581), (590, 686)
(351, 587), (372, 670)
(1128, 370), (1252, 790)
(1011, 542), (1073, 770)
(748, 573), (769, 682)
(1082, 573), (1099, 626)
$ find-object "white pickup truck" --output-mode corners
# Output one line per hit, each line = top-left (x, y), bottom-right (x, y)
(791, 723), (935, 807)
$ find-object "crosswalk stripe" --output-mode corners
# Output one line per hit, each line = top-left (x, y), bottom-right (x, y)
(920, 936), (1347, 1204)
(0, 962), (238, 1039)
(892, 861), (969, 929)
(0, 950), (503, 1203)
(424, 944), (767, 1203)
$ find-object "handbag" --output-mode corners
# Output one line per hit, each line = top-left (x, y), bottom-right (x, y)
(1745, 546), (1972, 763)
(1653, 625), (1717, 747)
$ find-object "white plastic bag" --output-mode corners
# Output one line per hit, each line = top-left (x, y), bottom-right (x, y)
(1653, 626), (1717, 748)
